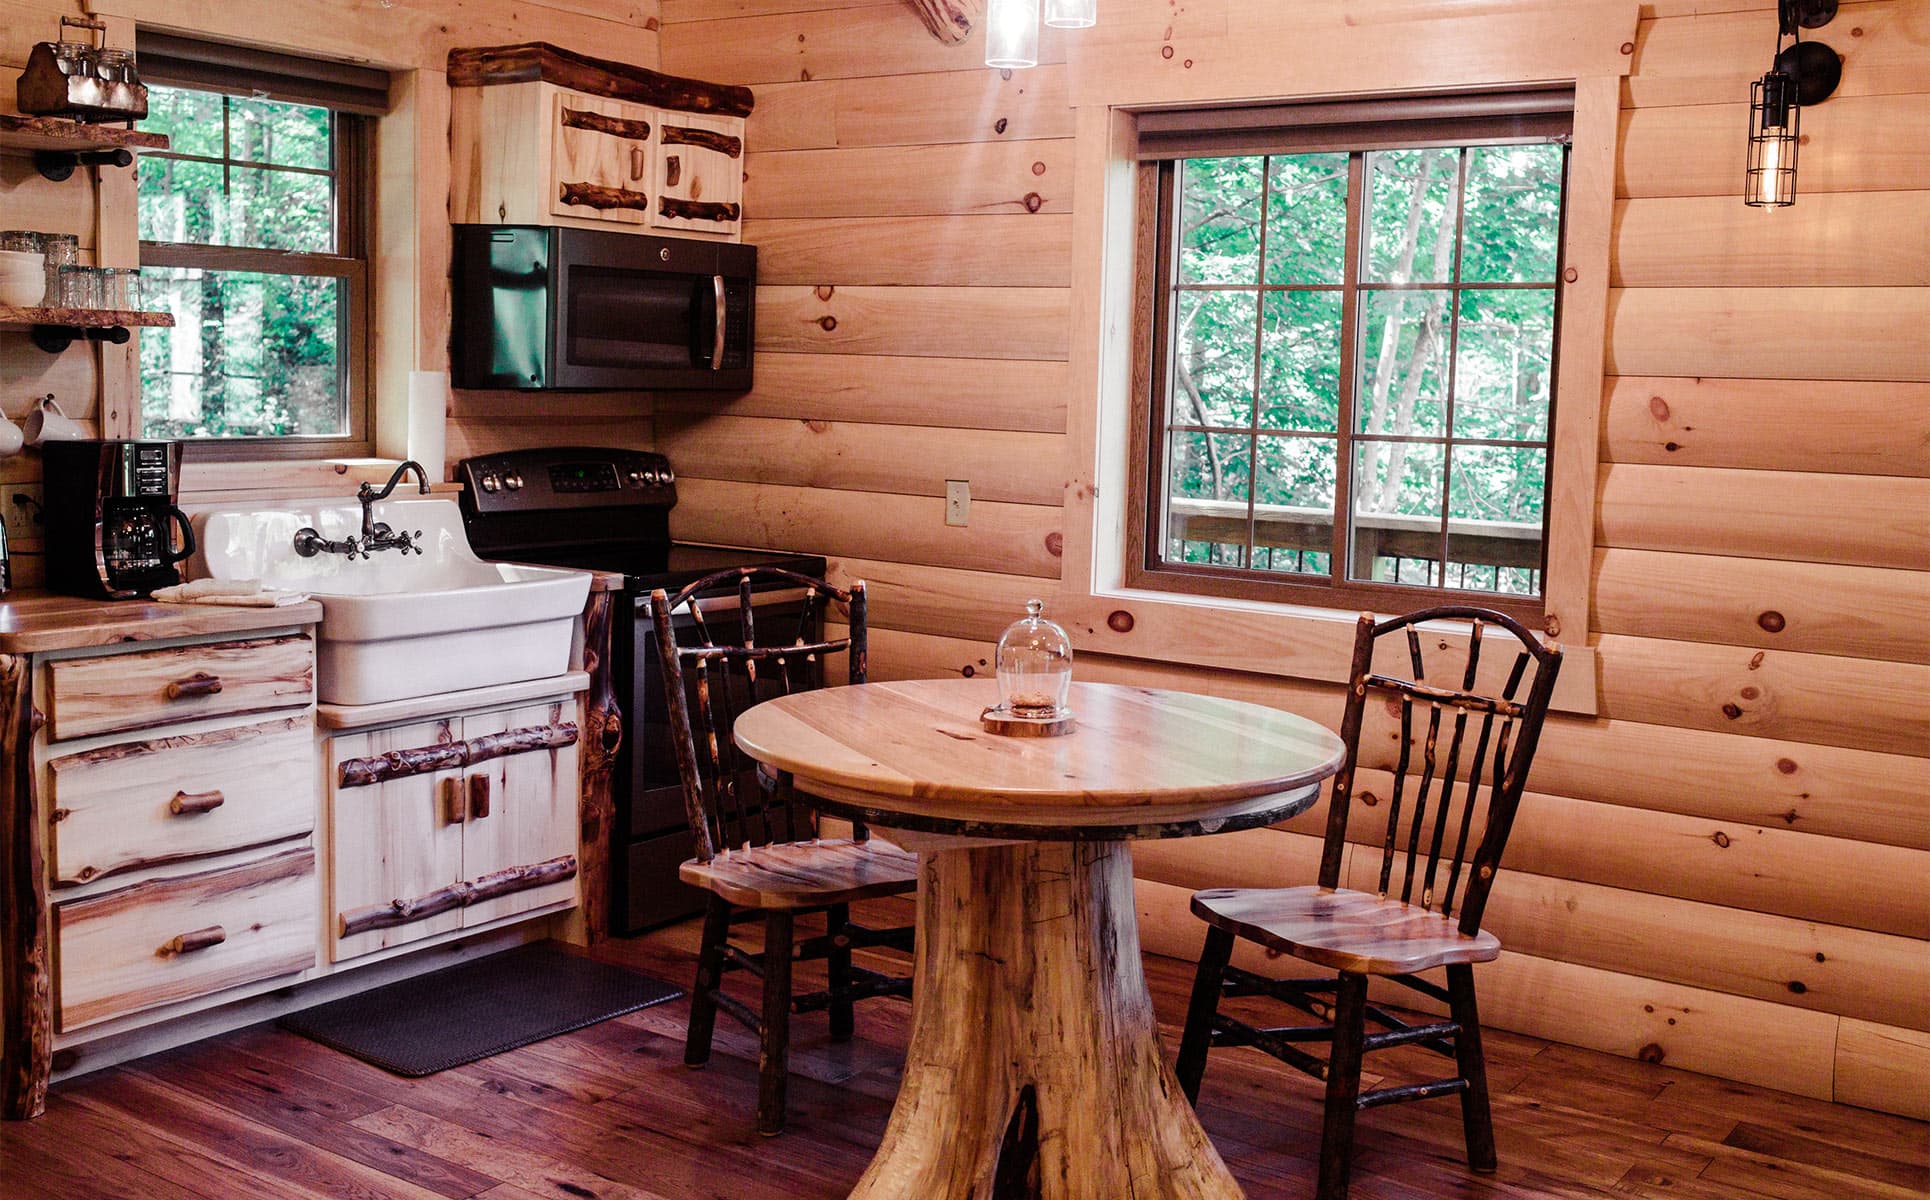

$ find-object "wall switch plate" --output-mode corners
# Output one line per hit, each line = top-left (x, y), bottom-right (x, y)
(945, 480), (970, 527)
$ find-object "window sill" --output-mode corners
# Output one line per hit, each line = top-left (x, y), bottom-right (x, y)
(1052, 584), (1599, 717)
(179, 457), (458, 505)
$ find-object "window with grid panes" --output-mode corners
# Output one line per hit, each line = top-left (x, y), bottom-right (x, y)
(132, 37), (386, 456)
(1135, 101), (1570, 619)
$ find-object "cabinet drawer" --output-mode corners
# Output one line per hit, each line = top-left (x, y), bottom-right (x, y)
(46, 635), (314, 741)
(48, 716), (317, 889)
(53, 848), (317, 1032)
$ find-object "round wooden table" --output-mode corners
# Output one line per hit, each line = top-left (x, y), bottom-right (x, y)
(733, 678), (1348, 1200)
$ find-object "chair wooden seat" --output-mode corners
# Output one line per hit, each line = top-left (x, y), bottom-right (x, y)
(680, 838), (919, 910)
(1191, 885), (1501, 975)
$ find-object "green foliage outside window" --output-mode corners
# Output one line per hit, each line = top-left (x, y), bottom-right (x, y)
(1161, 140), (1564, 597)
(136, 85), (350, 441)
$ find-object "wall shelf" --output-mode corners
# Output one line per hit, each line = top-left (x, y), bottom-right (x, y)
(0, 114), (167, 181)
(0, 305), (174, 354)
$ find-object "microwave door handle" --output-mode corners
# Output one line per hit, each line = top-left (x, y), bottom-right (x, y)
(711, 274), (728, 371)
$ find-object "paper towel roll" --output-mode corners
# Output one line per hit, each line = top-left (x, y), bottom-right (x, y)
(407, 370), (448, 481)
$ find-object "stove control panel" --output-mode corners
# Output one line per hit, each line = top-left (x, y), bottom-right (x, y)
(457, 447), (676, 514)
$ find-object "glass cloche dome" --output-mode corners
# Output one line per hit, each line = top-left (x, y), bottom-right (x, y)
(994, 598), (1073, 720)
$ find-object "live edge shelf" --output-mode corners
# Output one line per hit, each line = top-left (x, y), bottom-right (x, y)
(0, 113), (167, 181)
(0, 306), (175, 355)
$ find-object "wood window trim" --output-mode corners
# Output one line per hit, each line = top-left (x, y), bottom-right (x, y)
(138, 100), (376, 462)
(1054, 6), (1638, 717)
(1125, 128), (1568, 627)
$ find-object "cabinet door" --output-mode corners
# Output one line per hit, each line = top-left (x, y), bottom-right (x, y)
(460, 700), (581, 927)
(549, 91), (652, 225)
(329, 719), (466, 962)
(651, 112), (744, 235)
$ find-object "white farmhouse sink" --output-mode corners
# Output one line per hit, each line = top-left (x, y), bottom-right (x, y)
(192, 496), (591, 706)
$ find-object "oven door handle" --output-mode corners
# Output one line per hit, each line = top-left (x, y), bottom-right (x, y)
(711, 274), (728, 371)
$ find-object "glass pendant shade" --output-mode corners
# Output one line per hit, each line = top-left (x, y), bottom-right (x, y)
(995, 599), (1073, 718)
(1045, 0), (1097, 28)
(985, 0), (1041, 69)
(1745, 69), (1799, 207)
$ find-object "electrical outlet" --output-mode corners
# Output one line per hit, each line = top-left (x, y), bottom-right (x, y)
(2, 484), (43, 545)
(945, 480), (970, 527)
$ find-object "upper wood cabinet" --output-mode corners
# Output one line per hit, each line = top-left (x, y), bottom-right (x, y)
(449, 43), (753, 241)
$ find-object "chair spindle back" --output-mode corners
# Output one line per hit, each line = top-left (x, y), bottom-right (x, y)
(1318, 605), (1562, 935)
(652, 568), (867, 862)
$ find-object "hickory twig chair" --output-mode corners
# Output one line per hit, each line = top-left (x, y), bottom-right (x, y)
(651, 568), (917, 1136)
(1175, 606), (1562, 1200)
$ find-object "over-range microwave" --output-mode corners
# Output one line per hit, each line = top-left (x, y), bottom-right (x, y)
(451, 224), (755, 391)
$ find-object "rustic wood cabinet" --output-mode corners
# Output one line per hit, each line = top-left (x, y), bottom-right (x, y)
(449, 43), (753, 241)
(2, 619), (322, 1119)
(327, 696), (580, 962)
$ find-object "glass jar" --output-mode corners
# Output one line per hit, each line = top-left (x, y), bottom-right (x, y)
(41, 235), (78, 307)
(93, 48), (134, 83)
(0, 232), (43, 254)
(995, 598), (1073, 719)
(57, 265), (102, 309)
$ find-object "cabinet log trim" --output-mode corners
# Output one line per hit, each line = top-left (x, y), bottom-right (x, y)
(337, 722), (579, 789)
(447, 43), (755, 118)
(660, 124), (742, 159)
(560, 106), (651, 143)
(0, 654), (48, 1120)
(559, 181), (651, 212)
(660, 197), (741, 224)
(337, 854), (579, 938)
(49, 833), (311, 892)
(578, 591), (621, 944)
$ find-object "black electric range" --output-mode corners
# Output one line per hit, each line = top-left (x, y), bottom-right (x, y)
(458, 447), (826, 933)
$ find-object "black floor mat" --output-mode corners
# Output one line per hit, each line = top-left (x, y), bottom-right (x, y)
(277, 941), (682, 1077)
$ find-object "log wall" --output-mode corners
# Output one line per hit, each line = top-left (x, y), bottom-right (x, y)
(660, 0), (1930, 1120)
(0, 0), (662, 587)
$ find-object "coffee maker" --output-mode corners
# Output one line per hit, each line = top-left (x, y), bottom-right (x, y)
(42, 440), (195, 599)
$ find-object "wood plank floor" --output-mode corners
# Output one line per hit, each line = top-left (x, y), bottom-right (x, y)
(4, 912), (1926, 1200)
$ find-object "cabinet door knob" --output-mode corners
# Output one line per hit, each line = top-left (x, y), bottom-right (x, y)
(169, 789), (226, 815)
(160, 925), (226, 956)
(443, 776), (467, 825)
(631, 145), (646, 182)
(664, 153), (681, 188)
(469, 773), (492, 820)
(166, 672), (224, 700)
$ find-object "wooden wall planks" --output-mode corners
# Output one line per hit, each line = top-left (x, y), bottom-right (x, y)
(656, 0), (1930, 1118)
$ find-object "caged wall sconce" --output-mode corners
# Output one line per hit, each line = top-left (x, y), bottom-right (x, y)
(1746, 0), (1844, 208)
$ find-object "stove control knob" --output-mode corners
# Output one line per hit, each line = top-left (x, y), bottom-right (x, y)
(660, 465), (674, 483)
(480, 472), (500, 494)
(504, 472), (524, 491)
(627, 469), (645, 486)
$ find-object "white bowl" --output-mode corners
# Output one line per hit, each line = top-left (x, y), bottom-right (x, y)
(0, 276), (45, 308)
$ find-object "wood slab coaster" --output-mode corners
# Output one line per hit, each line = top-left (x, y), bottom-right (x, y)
(732, 678), (1348, 1199)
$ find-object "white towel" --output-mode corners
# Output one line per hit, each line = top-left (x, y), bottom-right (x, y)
(151, 578), (311, 607)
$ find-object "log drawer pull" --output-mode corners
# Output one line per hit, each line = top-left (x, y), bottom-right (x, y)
(469, 773), (492, 820)
(166, 672), (224, 700)
(169, 789), (226, 816)
(160, 925), (226, 956)
(443, 777), (467, 825)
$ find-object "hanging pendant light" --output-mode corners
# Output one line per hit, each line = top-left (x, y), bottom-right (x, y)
(1745, 69), (1799, 208)
(1743, 0), (1842, 209)
(1045, 0), (1097, 29)
(985, 0), (1041, 69)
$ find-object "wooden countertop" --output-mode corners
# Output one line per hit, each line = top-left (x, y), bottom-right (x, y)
(0, 590), (323, 655)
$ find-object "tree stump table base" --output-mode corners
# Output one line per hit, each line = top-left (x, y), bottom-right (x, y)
(849, 840), (1244, 1200)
